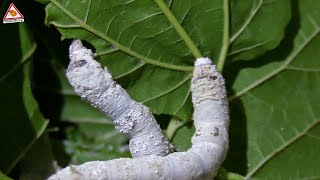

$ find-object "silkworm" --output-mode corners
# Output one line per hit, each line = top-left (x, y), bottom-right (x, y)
(48, 41), (229, 180)
(66, 40), (172, 158)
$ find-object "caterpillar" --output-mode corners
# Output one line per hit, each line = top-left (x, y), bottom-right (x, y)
(48, 40), (229, 180)
(66, 40), (172, 158)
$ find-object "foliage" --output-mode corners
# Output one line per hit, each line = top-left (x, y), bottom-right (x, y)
(0, 14), (48, 174)
(0, 0), (319, 179)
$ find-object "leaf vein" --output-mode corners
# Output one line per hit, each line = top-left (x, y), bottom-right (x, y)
(205, 7), (222, 13)
(105, 16), (117, 36)
(95, 47), (120, 57)
(255, 143), (266, 159)
(246, 119), (320, 178)
(136, 11), (163, 24)
(174, 87), (191, 115)
(113, 63), (146, 79)
(180, 7), (190, 24)
(65, 0), (71, 8)
(276, 131), (286, 143)
(141, 74), (192, 103)
(230, 0), (264, 43)
(229, 23), (320, 101)
(307, 14), (320, 29)
(286, 66), (320, 72)
(84, 0), (92, 23)
(228, 40), (270, 56)
(148, 27), (173, 38)
(129, 35), (138, 48)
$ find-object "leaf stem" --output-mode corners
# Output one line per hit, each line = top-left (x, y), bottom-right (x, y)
(50, 0), (194, 72)
(216, 167), (245, 180)
(165, 117), (184, 141)
(154, 0), (202, 58)
(217, 0), (230, 73)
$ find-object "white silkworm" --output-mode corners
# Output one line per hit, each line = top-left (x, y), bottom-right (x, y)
(49, 41), (229, 179)
(66, 40), (172, 158)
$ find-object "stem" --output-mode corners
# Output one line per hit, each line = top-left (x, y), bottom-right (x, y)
(154, 0), (202, 58)
(217, 167), (244, 180)
(166, 117), (184, 141)
(217, 0), (230, 73)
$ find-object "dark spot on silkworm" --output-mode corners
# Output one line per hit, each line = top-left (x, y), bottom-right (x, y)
(193, 76), (208, 84)
(192, 77), (198, 84)
(67, 60), (88, 71)
(77, 60), (88, 67)
(214, 127), (219, 136)
(209, 75), (217, 80)
(201, 69), (204, 76)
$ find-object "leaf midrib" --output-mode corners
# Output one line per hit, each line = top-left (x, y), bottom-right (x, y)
(154, 0), (202, 58)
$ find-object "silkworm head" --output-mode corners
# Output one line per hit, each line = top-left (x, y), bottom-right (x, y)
(69, 39), (93, 61)
(192, 57), (227, 101)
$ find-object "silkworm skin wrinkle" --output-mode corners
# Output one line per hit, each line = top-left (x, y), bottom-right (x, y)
(49, 56), (229, 180)
(66, 40), (172, 158)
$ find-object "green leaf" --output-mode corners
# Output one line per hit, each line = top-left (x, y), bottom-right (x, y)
(229, 0), (291, 61)
(224, 0), (320, 178)
(19, 134), (56, 180)
(43, 0), (227, 121)
(171, 124), (194, 152)
(0, 171), (13, 180)
(42, 0), (292, 120)
(64, 123), (131, 164)
(0, 22), (48, 173)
